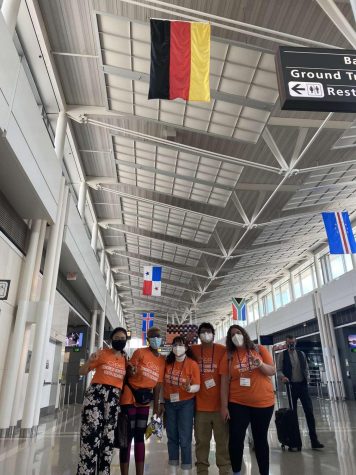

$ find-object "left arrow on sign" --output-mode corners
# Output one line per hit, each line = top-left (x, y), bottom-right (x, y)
(291, 83), (305, 95)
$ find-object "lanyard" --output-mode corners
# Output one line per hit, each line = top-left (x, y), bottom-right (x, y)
(201, 344), (215, 374)
(236, 349), (252, 373)
(170, 358), (186, 386)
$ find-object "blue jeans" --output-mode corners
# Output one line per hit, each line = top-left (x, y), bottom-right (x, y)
(165, 398), (195, 469)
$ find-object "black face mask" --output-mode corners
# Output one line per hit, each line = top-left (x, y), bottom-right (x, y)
(112, 340), (126, 351)
(287, 343), (296, 350)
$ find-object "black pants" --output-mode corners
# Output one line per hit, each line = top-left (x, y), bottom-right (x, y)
(290, 382), (317, 442)
(228, 402), (274, 475)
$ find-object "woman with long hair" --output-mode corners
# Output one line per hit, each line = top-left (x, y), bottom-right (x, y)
(219, 325), (276, 475)
(164, 336), (200, 475)
(77, 327), (127, 475)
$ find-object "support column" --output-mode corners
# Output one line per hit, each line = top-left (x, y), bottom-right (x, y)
(289, 272), (296, 302)
(1, 0), (21, 36)
(314, 255), (323, 288)
(77, 181), (87, 219)
(0, 219), (42, 435)
(9, 220), (47, 432)
(100, 250), (105, 275)
(91, 221), (98, 253)
(54, 111), (67, 163)
(98, 310), (105, 348)
(86, 310), (98, 388)
(110, 281), (115, 301)
(106, 266), (111, 290)
(20, 179), (66, 435)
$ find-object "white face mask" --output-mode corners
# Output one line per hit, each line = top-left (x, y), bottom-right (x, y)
(200, 332), (213, 343)
(232, 333), (244, 347)
(173, 345), (186, 357)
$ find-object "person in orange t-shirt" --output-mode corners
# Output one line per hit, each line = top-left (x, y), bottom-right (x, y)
(76, 326), (127, 475)
(119, 327), (165, 475)
(191, 322), (230, 475)
(164, 336), (200, 475)
(219, 325), (276, 475)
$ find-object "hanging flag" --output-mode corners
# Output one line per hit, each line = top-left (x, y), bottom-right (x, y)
(143, 266), (162, 296)
(142, 312), (154, 332)
(232, 298), (246, 322)
(322, 211), (356, 254)
(148, 19), (210, 102)
(166, 324), (198, 345)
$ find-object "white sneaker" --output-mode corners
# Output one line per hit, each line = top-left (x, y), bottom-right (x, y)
(168, 466), (177, 475)
(181, 470), (191, 475)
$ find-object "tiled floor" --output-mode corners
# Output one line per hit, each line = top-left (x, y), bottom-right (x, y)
(0, 397), (356, 474)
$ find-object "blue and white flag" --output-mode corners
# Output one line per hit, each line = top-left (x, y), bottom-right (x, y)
(143, 266), (162, 296)
(322, 211), (356, 254)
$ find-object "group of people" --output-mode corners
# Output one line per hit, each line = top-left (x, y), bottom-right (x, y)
(77, 324), (323, 475)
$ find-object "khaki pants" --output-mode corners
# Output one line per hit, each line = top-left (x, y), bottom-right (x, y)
(194, 411), (231, 475)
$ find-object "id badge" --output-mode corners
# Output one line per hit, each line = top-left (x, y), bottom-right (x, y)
(170, 393), (180, 402)
(240, 377), (251, 387)
(204, 378), (216, 389)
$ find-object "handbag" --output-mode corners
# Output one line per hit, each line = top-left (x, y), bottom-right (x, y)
(126, 381), (153, 405)
(114, 411), (129, 449)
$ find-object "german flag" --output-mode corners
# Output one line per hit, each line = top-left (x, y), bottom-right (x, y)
(148, 19), (210, 102)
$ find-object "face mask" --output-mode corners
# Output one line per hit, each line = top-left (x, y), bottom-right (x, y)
(149, 337), (162, 349)
(173, 346), (186, 357)
(112, 340), (126, 351)
(287, 343), (296, 350)
(200, 332), (213, 343)
(232, 333), (244, 347)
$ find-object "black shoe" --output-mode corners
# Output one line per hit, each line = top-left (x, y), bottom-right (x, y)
(311, 441), (324, 449)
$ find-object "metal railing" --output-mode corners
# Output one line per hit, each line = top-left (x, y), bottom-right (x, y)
(58, 379), (86, 409)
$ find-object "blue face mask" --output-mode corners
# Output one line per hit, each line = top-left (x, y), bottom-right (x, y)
(149, 337), (162, 349)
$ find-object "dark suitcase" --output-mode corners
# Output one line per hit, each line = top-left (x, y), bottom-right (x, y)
(275, 383), (302, 452)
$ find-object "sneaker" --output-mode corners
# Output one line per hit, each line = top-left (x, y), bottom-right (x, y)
(311, 441), (324, 449)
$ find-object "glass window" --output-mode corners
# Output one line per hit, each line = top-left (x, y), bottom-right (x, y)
(274, 286), (282, 309)
(293, 274), (302, 299)
(253, 301), (259, 320)
(262, 292), (273, 315)
(301, 266), (314, 294)
(344, 254), (353, 272)
(247, 303), (254, 324)
(259, 299), (265, 317)
(330, 254), (345, 279)
(281, 282), (291, 305)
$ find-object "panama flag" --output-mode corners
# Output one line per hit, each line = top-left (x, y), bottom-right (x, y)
(148, 19), (210, 102)
(143, 266), (162, 296)
(232, 298), (246, 322)
(322, 211), (356, 254)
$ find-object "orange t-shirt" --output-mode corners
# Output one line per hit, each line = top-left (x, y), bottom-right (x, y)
(219, 345), (275, 408)
(89, 348), (126, 389)
(163, 357), (200, 402)
(191, 343), (226, 412)
(120, 347), (165, 406)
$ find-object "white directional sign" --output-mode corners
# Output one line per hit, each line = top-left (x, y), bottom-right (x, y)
(288, 81), (324, 98)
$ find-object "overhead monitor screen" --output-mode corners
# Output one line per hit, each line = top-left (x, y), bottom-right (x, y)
(65, 331), (83, 348)
(347, 335), (356, 350)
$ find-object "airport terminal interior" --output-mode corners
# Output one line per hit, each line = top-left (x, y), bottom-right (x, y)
(1, 0), (356, 474)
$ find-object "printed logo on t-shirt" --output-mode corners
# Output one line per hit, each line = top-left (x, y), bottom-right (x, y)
(102, 361), (126, 380)
(141, 360), (160, 382)
(165, 368), (188, 387)
(199, 357), (218, 374)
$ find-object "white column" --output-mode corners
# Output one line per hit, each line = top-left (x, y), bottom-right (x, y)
(77, 181), (87, 219)
(9, 220), (47, 430)
(106, 266), (111, 290)
(98, 310), (105, 348)
(1, 0), (21, 36)
(100, 250), (105, 274)
(114, 292), (118, 311)
(270, 285), (276, 312)
(0, 219), (42, 434)
(20, 179), (66, 434)
(86, 310), (98, 388)
(32, 188), (69, 429)
(111, 281), (115, 301)
(314, 255), (323, 288)
(54, 111), (67, 163)
(91, 221), (98, 253)
(289, 271), (296, 301)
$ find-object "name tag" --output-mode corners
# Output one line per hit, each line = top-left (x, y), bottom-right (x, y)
(204, 378), (216, 389)
(170, 393), (180, 402)
(240, 377), (251, 387)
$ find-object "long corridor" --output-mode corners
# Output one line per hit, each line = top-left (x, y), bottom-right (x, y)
(0, 399), (355, 475)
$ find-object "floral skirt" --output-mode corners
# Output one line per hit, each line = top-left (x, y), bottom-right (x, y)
(77, 384), (121, 475)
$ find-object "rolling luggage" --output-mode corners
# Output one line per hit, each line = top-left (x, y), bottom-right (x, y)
(275, 383), (302, 452)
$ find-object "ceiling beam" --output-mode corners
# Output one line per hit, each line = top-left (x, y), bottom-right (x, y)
(118, 285), (192, 305)
(262, 127), (289, 170)
(268, 117), (352, 129)
(102, 224), (225, 258)
(89, 181), (245, 228)
(315, 0), (356, 49)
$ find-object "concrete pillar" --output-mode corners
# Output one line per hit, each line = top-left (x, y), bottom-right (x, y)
(1, 0), (21, 36)
(100, 249), (105, 274)
(98, 310), (105, 348)
(86, 310), (98, 388)
(9, 220), (47, 431)
(314, 255), (323, 288)
(91, 221), (98, 253)
(54, 111), (67, 163)
(0, 219), (42, 435)
(77, 181), (87, 219)
(270, 285), (276, 311)
(110, 281), (115, 301)
(106, 266), (111, 290)
(289, 271), (296, 301)
(20, 180), (67, 435)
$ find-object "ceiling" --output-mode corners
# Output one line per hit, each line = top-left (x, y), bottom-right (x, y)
(26, 0), (356, 336)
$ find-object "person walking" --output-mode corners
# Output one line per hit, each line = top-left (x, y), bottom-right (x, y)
(191, 322), (230, 475)
(276, 335), (324, 449)
(220, 325), (276, 475)
(164, 336), (200, 475)
(77, 327), (127, 475)
(119, 326), (165, 475)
